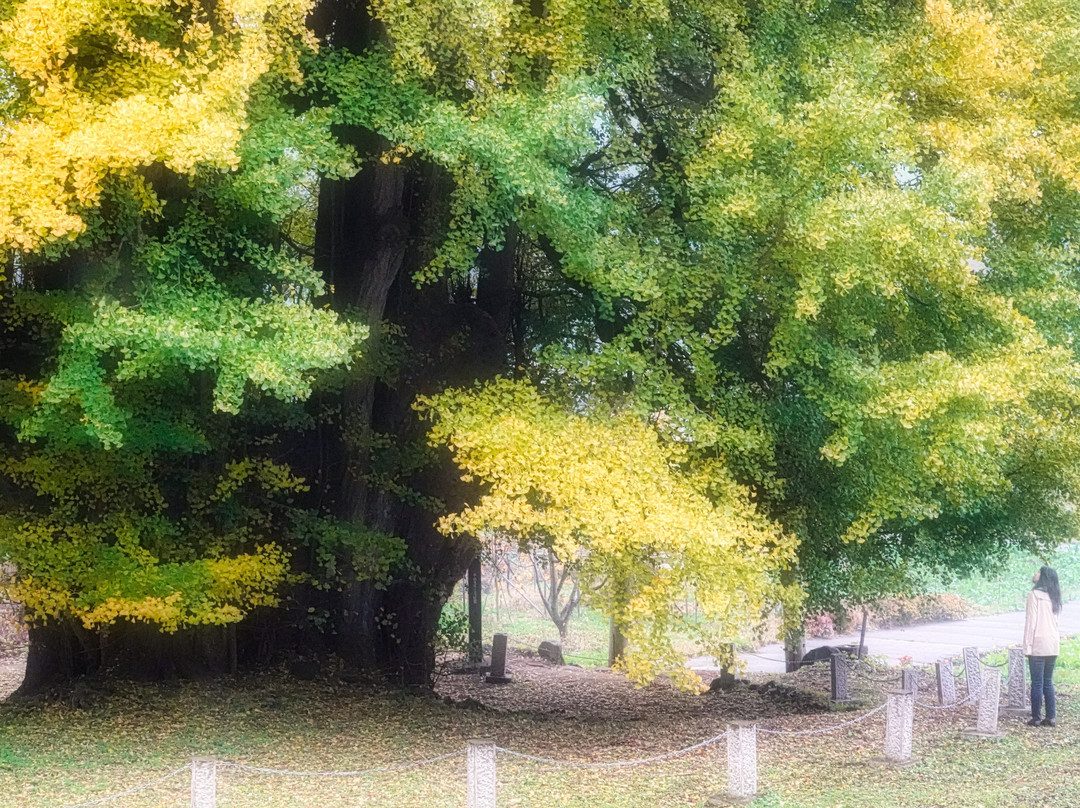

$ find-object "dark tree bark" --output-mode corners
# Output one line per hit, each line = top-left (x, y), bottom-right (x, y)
(308, 137), (518, 684)
(16, 623), (85, 695)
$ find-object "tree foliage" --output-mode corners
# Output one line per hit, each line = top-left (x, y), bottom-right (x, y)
(423, 379), (799, 687)
(3, 0), (1080, 688)
(0, 0), (367, 649)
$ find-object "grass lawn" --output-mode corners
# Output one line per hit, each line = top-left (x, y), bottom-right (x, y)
(3, 639), (1080, 807)
(476, 594), (613, 667)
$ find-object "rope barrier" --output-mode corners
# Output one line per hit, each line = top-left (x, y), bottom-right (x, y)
(218, 750), (465, 777)
(840, 656), (904, 685)
(45, 646), (1021, 803)
(758, 703), (888, 736)
(58, 764), (191, 808)
(914, 677), (987, 710)
(496, 729), (728, 769)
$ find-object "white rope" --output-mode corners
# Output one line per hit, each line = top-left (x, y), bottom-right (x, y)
(757, 702), (888, 736)
(496, 729), (728, 769)
(217, 749), (464, 777)
(58, 764), (191, 808)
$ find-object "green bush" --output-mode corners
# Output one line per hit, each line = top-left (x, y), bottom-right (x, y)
(434, 602), (470, 654)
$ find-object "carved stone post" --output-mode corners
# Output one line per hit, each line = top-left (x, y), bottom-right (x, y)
(936, 658), (957, 706)
(1005, 647), (1028, 715)
(882, 689), (915, 766)
(901, 669), (917, 695)
(830, 650), (850, 703)
(963, 668), (1006, 739)
(726, 721), (758, 802)
(485, 633), (511, 684)
(963, 647), (982, 703)
(191, 757), (216, 808)
(467, 739), (497, 808)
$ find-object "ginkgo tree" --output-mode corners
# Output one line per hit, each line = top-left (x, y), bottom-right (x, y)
(421, 379), (800, 688)
(410, 0), (1080, 671)
(0, 0), (367, 687)
(4, 0), (1080, 690)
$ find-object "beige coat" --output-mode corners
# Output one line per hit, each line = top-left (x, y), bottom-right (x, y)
(1023, 589), (1060, 657)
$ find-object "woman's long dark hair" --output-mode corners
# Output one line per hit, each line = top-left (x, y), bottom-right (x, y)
(1035, 565), (1063, 614)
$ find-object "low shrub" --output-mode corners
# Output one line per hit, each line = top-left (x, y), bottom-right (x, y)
(866, 593), (971, 628)
(811, 593), (972, 637)
(803, 611), (836, 639)
(435, 602), (470, 654)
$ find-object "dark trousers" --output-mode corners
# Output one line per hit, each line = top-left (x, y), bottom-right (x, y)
(1028, 655), (1057, 721)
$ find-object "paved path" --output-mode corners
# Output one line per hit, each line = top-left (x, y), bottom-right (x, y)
(688, 600), (1080, 674)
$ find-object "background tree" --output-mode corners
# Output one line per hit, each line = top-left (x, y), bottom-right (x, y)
(528, 548), (582, 644)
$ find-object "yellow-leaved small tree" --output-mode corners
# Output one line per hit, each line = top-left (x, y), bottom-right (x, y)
(422, 378), (800, 690)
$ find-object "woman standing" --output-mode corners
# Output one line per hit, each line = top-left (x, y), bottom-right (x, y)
(1023, 565), (1062, 727)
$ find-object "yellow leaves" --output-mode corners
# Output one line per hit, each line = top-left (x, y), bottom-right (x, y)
(5, 576), (74, 620)
(424, 379), (797, 689)
(209, 459), (310, 504)
(921, 0), (1038, 104)
(0, 0), (316, 252)
(75, 592), (186, 631)
(368, 0), (668, 96)
(704, 128), (755, 163)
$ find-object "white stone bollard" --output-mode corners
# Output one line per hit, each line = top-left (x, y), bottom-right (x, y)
(963, 647), (982, 703)
(882, 689), (916, 766)
(191, 757), (216, 808)
(1006, 647), (1028, 714)
(726, 721), (758, 802)
(936, 658), (957, 706)
(964, 668), (1006, 739)
(467, 739), (497, 808)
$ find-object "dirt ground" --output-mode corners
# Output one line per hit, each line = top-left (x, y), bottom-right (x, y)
(0, 645), (901, 727)
(0, 649), (25, 700)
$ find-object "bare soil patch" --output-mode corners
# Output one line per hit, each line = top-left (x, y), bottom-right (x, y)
(0, 648), (25, 700)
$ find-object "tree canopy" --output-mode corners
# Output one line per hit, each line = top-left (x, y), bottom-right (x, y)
(3, 0), (1080, 689)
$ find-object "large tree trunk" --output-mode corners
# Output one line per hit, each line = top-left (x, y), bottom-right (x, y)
(312, 132), (517, 685)
(15, 622), (87, 695)
(15, 621), (241, 695)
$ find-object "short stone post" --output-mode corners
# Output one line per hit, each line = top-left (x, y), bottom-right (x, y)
(963, 668), (1006, 739)
(1005, 647), (1028, 715)
(879, 689), (916, 767)
(901, 669), (918, 695)
(830, 650), (850, 703)
(485, 633), (511, 684)
(936, 658), (957, 706)
(963, 647), (982, 703)
(466, 739), (497, 808)
(726, 721), (758, 802)
(191, 757), (216, 808)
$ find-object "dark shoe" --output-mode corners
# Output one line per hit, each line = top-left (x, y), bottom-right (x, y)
(1028, 718), (1043, 726)
(1041, 719), (1056, 727)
